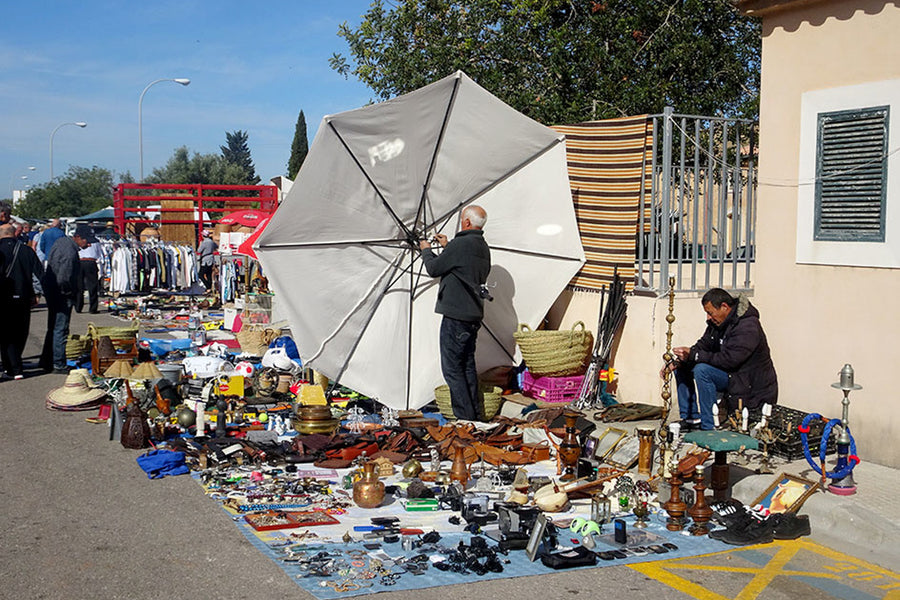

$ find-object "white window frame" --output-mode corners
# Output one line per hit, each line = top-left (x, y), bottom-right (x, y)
(797, 79), (900, 268)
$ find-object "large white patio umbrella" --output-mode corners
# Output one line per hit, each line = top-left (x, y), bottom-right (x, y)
(256, 71), (585, 409)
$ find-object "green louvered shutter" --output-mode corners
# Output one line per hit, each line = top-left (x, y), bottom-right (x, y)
(814, 106), (889, 242)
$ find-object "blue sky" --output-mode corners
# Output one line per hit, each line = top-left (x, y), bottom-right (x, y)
(1, 0), (377, 195)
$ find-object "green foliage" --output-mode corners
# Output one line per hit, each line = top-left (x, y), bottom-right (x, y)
(331, 0), (761, 124)
(15, 166), (116, 219)
(220, 130), (261, 184)
(287, 110), (309, 179)
(144, 146), (250, 185)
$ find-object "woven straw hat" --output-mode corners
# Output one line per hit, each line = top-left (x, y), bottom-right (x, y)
(104, 359), (134, 378)
(130, 361), (163, 380)
(47, 371), (107, 409)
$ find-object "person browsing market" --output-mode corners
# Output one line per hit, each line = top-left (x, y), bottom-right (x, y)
(419, 205), (491, 421)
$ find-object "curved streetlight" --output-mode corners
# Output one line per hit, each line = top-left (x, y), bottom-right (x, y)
(49, 122), (87, 180)
(139, 77), (191, 181)
(8, 166), (36, 200)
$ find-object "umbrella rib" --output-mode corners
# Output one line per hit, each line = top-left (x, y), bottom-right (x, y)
(425, 136), (566, 231)
(327, 119), (414, 242)
(415, 74), (462, 233)
(489, 245), (586, 262)
(257, 238), (405, 250)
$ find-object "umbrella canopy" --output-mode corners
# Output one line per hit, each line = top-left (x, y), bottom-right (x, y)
(256, 71), (585, 410)
(220, 209), (270, 228)
(236, 217), (269, 259)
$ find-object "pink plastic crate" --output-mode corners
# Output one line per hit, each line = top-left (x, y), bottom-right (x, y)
(521, 371), (584, 403)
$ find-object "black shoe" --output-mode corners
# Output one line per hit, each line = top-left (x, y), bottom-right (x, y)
(772, 512), (811, 540)
(52, 367), (70, 374)
(709, 515), (775, 546)
(678, 419), (701, 432)
(710, 499), (747, 527)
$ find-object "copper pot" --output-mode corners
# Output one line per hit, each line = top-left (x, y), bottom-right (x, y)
(352, 462), (385, 509)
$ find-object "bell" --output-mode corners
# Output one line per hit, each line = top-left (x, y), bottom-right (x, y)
(402, 459), (423, 478)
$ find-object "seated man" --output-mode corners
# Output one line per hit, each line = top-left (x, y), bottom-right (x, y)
(662, 288), (777, 431)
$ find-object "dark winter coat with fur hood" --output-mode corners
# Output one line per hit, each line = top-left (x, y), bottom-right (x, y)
(687, 294), (778, 410)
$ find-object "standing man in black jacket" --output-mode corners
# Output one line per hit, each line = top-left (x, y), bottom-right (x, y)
(420, 205), (491, 421)
(0, 224), (44, 379)
(662, 288), (778, 431)
(40, 224), (96, 373)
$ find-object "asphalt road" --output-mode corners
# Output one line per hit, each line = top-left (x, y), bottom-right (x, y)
(1, 303), (896, 600)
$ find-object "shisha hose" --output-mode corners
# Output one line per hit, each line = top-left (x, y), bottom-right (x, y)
(799, 413), (859, 480)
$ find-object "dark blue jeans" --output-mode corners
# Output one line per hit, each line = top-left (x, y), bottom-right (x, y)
(42, 296), (74, 370)
(675, 363), (729, 430)
(440, 316), (481, 421)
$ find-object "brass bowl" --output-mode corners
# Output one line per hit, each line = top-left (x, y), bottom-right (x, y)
(291, 416), (340, 435)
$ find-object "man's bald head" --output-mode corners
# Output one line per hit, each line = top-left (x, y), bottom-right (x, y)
(461, 205), (487, 230)
(0, 224), (16, 238)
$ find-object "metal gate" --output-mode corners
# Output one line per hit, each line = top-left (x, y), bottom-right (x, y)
(635, 107), (758, 294)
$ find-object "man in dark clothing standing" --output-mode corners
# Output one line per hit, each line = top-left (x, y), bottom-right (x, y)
(197, 230), (217, 292)
(75, 239), (102, 314)
(662, 288), (778, 431)
(0, 224), (44, 379)
(419, 205), (491, 421)
(40, 224), (96, 373)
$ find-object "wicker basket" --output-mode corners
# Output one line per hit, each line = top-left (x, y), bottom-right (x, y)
(513, 321), (593, 377)
(66, 334), (93, 360)
(434, 384), (503, 421)
(88, 319), (141, 342)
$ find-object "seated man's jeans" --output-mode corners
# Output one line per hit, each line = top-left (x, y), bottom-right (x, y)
(675, 363), (729, 430)
(439, 316), (481, 421)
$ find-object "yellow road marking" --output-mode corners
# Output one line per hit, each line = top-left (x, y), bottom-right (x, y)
(630, 539), (900, 600)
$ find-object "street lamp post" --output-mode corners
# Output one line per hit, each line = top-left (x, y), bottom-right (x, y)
(139, 78), (190, 182)
(8, 166), (36, 200)
(49, 122), (87, 180)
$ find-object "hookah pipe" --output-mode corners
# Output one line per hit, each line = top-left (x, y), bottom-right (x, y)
(800, 364), (861, 495)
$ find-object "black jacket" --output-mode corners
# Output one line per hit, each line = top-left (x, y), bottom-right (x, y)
(687, 294), (778, 409)
(0, 238), (43, 301)
(43, 236), (81, 302)
(421, 229), (491, 322)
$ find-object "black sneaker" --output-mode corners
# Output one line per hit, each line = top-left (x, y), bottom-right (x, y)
(709, 515), (775, 546)
(772, 512), (811, 540)
(710, 499), (749, 528)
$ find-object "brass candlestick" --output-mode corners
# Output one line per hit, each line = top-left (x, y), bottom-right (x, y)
(663, 472), (687, 532)
(687, 464), (713, 536)
(658, 276), (676, 477)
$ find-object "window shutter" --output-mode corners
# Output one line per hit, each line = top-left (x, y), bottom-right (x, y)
(814, 106), (889, 242)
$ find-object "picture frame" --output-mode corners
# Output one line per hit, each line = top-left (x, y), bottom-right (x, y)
(525, 513), (550, 562)
(751, 473), (819, 514)
(605, 434), (641, 470)
(592, 427), (628, 461)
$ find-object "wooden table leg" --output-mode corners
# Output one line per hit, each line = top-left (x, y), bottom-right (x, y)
(710, 450), (730, 501)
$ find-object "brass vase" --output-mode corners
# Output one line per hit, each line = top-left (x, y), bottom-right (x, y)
(449, 445), (470, 487)
(352, 461), (385, 509)
(558, 410), (582, 481)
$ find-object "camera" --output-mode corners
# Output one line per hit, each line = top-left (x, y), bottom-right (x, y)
(478, 284), (494, 302)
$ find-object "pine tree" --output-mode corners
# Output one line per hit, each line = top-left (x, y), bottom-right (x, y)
(287, 110), (308, 179)
(220, 130), (260, 184)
